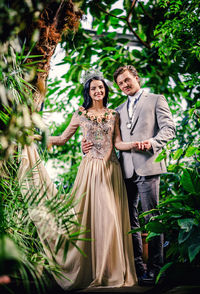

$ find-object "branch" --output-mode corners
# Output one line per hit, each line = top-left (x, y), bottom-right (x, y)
(126, 20), (151, 49)
(126, 0), (151, 48)
(97, 2), (151, 49)
(53, 0), (65, 27)
(138, 1), (154, 20)
(96, 4), (126, 21)
(127, 0), (138, 22)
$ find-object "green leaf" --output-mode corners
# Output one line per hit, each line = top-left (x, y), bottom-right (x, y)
(24, 59), (46, 65)
(62, 240), (69, 263)
(155, 150), (167, 162)
(196, 100), (200, 108)
(181, 168), (196, 194)
(117, 38), (129, 44)
(185, 146), (198, 157)
(146, 232), (161, 242)
(55, 235), (65, 254)
(145, 221), (165, 233)
(178, 230), (191, 244)
(97, 23), (104, 35)
(102, 47), (118, 51)
(21, 55), (43, 59)
(106, 32), (117, 39)
(110, 9), (124, 16)
(188, 232), (200, 262)
(178, 218), (198, 231)
(173, 148), (183, 160)
(131, 49), (142, 58)
(156, 262), (173, 283)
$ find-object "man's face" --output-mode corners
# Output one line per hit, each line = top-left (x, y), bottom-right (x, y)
(116, 70), (140, 96)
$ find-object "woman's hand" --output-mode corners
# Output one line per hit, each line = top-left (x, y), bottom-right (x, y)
(81, 138), (93, 154)
(134, 140), (152, 151)
(131, 142), (139, 149)
(30, 134), (42, 141)
(132, 140), (152, 151)
(0, 275), (11, 285)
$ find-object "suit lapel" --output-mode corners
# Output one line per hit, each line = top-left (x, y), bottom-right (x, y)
(120, 100), (129, 124)
(130, 91), (149, 133)
(119, 100), (132, 138)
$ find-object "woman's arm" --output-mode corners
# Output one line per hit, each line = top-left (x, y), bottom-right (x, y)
(114, 113), (138, 150)
(48, 112), (79, 146)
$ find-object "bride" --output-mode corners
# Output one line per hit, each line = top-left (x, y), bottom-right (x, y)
(19, 71), (138, 290)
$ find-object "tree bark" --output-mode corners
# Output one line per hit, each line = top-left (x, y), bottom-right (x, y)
(20, 0), (82, 111)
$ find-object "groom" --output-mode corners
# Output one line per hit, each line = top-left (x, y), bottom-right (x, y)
(113, 65), (175, 284)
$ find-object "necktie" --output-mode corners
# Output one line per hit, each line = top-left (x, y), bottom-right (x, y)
(128, 97), (136, 118)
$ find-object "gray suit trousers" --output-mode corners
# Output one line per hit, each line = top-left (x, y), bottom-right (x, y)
(124, 173), (164, 276)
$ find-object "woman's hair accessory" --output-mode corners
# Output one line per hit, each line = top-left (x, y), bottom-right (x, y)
(81, 69), (104, 85)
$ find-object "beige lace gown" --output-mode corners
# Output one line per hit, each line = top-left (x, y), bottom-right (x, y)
(19, 107), (137, 290)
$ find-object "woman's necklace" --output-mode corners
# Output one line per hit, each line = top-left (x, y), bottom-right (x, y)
(78, 106), (116, 124)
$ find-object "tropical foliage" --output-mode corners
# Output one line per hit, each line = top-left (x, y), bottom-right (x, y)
(0, 0), (83, 292)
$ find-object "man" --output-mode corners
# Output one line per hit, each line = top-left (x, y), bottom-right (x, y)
(82, 65), (175, 285)
(113, 65), (175, 284)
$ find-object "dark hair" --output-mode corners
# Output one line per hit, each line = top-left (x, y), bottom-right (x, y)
(82, 77), (109, 109)
(113, 65), (140, 85)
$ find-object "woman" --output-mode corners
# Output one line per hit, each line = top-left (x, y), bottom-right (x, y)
(23, 73), (138, 290)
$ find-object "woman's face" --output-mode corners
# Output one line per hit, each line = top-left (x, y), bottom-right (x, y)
(89, 80), (105, 103)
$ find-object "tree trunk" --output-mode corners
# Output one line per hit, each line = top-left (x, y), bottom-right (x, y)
(19, 0), (82, 111)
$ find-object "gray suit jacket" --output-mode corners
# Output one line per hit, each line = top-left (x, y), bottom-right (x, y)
(116, 90), (175, 178)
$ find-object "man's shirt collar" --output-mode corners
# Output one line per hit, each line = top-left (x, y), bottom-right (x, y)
(128, 88), (143, 102)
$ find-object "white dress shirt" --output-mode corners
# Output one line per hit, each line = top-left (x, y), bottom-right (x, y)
(128, 89), (143, 118)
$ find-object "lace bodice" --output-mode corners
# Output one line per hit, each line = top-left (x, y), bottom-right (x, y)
(77, 108), (118, 161)
(49, 107), (135, 162)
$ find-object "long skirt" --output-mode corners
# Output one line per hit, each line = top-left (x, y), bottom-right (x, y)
(18, 145), (137, 290)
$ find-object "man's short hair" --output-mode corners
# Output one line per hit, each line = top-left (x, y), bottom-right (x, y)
(113, 65), (140, 85)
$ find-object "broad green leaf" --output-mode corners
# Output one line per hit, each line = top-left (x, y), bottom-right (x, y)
(178, 218), (198, 231)
(97, 23), (104, 35)
(181, 168), (196, 194)
(131, 49), (142, 58)
(110, 9), (124, 16)
(145, 221), (165, 233)
(146, 232), (161, 242)
(173, 148), (183, 160)
(155, 150), (167, 162)
(188, 108), (195, 116)
(178, 230), (192, 244)
(188, 232), (200, 262)
(167, 164), (178, 171)
(106, 32), (117, 38)
(185, 146), (198, 157)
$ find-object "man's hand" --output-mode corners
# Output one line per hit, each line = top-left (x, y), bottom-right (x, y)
(81, 138), (93, 154)
(142, 140), (152, 150)
(135, 140), (152, 151)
